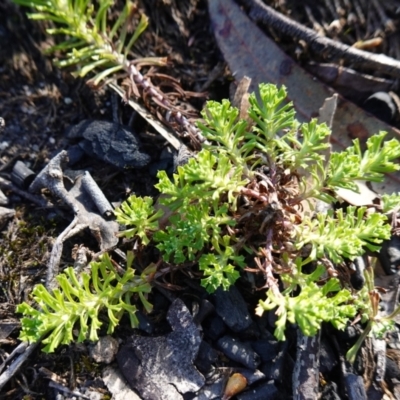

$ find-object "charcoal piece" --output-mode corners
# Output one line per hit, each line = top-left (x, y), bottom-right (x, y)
(344, 373), (367, 399)
(319, 338), (338, 374)
(117, 299), (205, 400)
(135, 310), (154, 334)
(217, 336), (260, 369)
(385, 357), (400, 381)
(234, 368), (265, 385)
(0, 320), (19, 340)
(293, 331), (320, 400)
(192, 369), (228, 400)
(11, 160), (35, 189)
(320, 382), (341, 400)
(81, 171), (113, 217)
(193, 299), (215, 325)
(336, 324), (360, 343)
(236, 380), (279, 400)
(213, 286), (252, 332)
(349, 256), (366, 290)
(204, 315), (226, 341)
(66, 144), (85, 166)
(195, 341), (218, 373)
(67, 120), (150, 168)
(363, 92), (396, 124)
(378, 236), (400, 275)
(250, 339), (279, 363)
(260, 343), (293, 383)
(67, 175), (119, 250)
(366, 381), (386, 400)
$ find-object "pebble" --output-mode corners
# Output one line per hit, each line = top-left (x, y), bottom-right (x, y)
(89, 335), (119, 364)
(102, 366), (141, 400)
(0, 141), (9, 150)
(0, 189), (8, 205)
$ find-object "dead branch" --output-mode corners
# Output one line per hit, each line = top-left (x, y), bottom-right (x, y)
(0, 176), (50, 208)
(0, 342), (39, 391)
(241, 0), (400, 78)
(29, 150), (119, 290)
(293, 329), (321, 400)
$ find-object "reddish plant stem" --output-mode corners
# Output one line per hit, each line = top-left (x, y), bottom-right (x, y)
(125, 62), (206, 148)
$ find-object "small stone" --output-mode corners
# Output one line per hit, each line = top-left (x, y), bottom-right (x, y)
(63, 97), (73, 105)
(90, 335), (119, 364)
(0, 189), (8, 205)
(0, 141), (9, 151)
(117, 299), (205, 400)
(103, 366), (141, 400)
(0, 207), (15, 226)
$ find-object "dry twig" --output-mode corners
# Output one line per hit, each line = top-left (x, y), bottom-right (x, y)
(241, 0), (400, 78)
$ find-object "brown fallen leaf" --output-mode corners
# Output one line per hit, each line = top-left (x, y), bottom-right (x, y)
(208, 0), (400, 196)
(306, 63), (394, 100)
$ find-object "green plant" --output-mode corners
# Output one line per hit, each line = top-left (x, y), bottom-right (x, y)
(115, 83), (400, 341)
(17, 252), (154, 353)
(13, 0), (204, 142)
(12, 0), (157, 85)
(346, 263), (397, 363)
(17, 82), (400, 352)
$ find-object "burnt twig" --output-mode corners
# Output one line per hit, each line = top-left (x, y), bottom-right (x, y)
(292, 329), (321, 400)
(0, 342), (39, 391)
(241, 0), (400, 78)
(29, 151), (119, 290)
